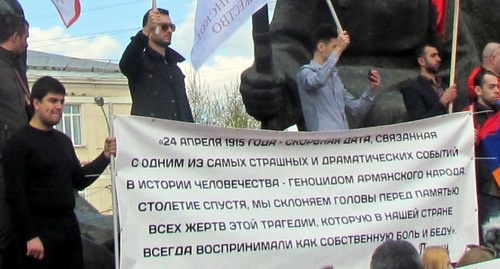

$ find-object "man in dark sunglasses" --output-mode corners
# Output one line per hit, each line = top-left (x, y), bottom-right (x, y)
(120, 7), (194, 122)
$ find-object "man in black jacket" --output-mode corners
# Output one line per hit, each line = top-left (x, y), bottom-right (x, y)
(2, 76), (117, 269)
(0, 2), (29, 267)
(400, 44), (457, 120)
(469, 69), (500, 245)
(119, 8), (193, 122)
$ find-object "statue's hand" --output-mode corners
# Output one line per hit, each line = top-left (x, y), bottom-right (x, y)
(240, 66), (285, 122)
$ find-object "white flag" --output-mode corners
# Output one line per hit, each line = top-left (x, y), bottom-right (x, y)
(51, 0), (81, 28)
(191, 0), (268, 70)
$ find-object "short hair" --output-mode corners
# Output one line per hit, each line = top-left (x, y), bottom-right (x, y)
(473, 68), (496, 88)
(313, 24), (338, 49)
(370, 240), (423, 269)
(31, 76), (66, 102)
(481, 42), (500, 59)
(0, 0), (25, 17)
(142, 8), (170, 27)
(413, 44), (438, 67)
(0, 12), (27, 43)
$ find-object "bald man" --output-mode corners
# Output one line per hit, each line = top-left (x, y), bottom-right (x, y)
(467, 42), (500, 100)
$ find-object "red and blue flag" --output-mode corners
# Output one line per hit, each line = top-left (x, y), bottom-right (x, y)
(478, 111), (500, 188)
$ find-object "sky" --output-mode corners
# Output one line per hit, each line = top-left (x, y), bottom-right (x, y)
(18, 0), (277, 92)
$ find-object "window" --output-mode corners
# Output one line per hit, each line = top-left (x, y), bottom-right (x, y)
(55, 104), (82, 145)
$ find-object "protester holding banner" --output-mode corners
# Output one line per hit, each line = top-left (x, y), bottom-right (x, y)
(119, 8), (193, 122)
(2, 76), (116, 269)
(0, 2), (29, 267)
(297, 24), (380, 131)
(400, 44), (457, 121)
(469, 69), (500, 246)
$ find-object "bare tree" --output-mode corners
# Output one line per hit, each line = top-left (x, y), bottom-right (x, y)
(185, 68), (259, 129)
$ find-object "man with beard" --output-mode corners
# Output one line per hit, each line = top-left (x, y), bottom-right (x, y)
(469, 69), (500, 245)
(119, 8), (193, 122)
(400, 44), (457, 121)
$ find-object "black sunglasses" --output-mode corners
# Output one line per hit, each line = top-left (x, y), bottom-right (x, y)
(159, 23), (176, 32)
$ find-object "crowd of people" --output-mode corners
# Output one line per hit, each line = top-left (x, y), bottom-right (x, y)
(0, 0), (499, 268)
(297, 23), (500, 267)
(369, 240), (497, 269)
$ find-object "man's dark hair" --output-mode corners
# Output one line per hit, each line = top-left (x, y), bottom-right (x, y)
(313, 24), (338, 49)
(0, 12), (26, 43)
(31, 76), (66, 102)
(413, 44), (438, 66)
(0, 0), (25, 17)
(370, 240), (423, 269)
(142, 8), (169, 27)
(473, 67), (496, 88)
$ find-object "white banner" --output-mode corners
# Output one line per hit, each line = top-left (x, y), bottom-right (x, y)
(190, 0), (268, 69)
(51, 0), (81, 28)
(114, 112), (478, 269)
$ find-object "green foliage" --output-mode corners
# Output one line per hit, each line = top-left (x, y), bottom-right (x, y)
(185, 69), (260, 129)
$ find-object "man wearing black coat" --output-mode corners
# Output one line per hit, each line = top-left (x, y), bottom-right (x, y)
(400, 45), (457, 120)
(119, 8), (193, 122)
(0, 2), (29, 267)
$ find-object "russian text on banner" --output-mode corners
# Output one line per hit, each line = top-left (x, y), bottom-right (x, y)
(114, 112), (477, 269)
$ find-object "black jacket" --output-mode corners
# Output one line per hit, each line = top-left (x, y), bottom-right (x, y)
(400, 75), (448, 121)
(0, 47), (29, 156)
(119, 31), (193, 122)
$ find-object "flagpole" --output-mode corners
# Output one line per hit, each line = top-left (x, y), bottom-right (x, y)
(152, 0), (159, 34)
(108, 102), (120, 269)
(325, 0), (343, 32)
(448, 0), (460, 114)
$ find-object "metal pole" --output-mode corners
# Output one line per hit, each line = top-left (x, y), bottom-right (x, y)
(325, 0), (343, 32)
(152, 0), (159, 34)
(108, 102), (120, 269)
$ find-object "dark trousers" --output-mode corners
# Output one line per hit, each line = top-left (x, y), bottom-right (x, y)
(1, 238), (21, 269)
(0, 164), (14, 269)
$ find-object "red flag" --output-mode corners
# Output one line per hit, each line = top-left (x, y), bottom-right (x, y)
(432, 0), (447, 37)
(51, 0), (81, 28)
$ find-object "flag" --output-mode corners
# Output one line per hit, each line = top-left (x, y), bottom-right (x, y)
(190, 0), (268, 70)
(51, 0), (81, 28)
(478, 111), (500, 188)
(431, 0), (447, 37)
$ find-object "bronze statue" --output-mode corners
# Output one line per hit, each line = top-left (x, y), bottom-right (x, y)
(240, 0), (500, 130)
